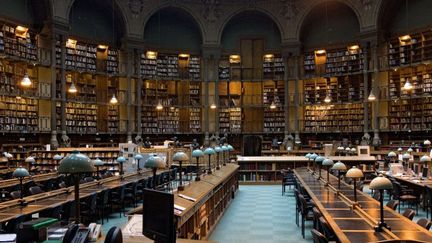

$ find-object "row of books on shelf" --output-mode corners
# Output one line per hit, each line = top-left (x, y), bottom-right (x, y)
(0, 123), (38, 131)
(303, 126), (364, 132)
(239, 173), (276, 181)
(0, 24), (37, 61)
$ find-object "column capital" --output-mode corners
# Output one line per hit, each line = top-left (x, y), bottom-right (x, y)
(202, 44), (222, 60)
(122, 37), (146, 51)
(359, 30), (379, 47)
(49, 19), (70, 37)
(281, 41), (302, 58)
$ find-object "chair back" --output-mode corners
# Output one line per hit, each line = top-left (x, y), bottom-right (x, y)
(312, 207), (322, 231)
(10, 190), (21, 199)
(386, 200), (399, 211)
(104, 226), (123, 243)
(372, 191), (381, 201)
(298, 194), (309, 215)
(311, 229), (328, 243)
(402, 208), (416, 220)
(319, 216), (335, 240)
(4, 214), (27, 233)
(62, 224), (79, 243)
(416, 218), (432, 230)
(29, 186), (44, 195)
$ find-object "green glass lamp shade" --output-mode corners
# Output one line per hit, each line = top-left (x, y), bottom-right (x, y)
(309, 153), (318, 160)
(227, 145), (234, 151)
(58, 151), (95, 174)
(214, 146), (223, 153)
(144, 155), (165, 169)
(134, 154), (144, 160)
(322, 158), (334, 166)
(192, 149), (204, 158)
(407, 148), (413, 153)
(331, 161), (347, 171)
(424, 140), (431, 146)
(387, 151), (396, 158)
(172, 151), (189, 162)
(204, 147), (215, 155)
(402, 153), (411, 160)
(305, 153), (311, 159)
(25, 156), (35, 164)
(369, 175), (393, 190)
(222, 145), (228, 151)
(314, 156), (325, 164)
(346, 166), (364, 178)
(53, 154), (63, 160)
(397, 147), (403, 152)
(13, 167), (29, 178)
(116, 156), (126, 163)
(93, 158), (104, 166)
(420, 155), (431, 163)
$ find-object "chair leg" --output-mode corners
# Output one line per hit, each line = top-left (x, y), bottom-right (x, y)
(301, 215), (305, 239)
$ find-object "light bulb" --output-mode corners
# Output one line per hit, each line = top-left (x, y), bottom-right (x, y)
(403, 80), (413, 91)
(110, 94), (118, 104)
(270, 102), (276, 109)
(210, 103), (217, 109)
(324, 95), (331, 103)
(68, 82), (77, 93)
(156, 102), (163, 110)
(21, 74), (31, 87)
(368, 92), (376, 101)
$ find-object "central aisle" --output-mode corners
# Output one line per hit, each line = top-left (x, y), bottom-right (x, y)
(209, 185), (312, 243)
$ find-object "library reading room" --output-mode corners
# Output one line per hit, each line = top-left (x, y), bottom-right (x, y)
(1, 0), (432, 243)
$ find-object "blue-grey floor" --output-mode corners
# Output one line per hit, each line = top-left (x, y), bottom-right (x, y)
(209, 185), (312, 243)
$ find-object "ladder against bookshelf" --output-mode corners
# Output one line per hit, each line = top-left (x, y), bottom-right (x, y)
(303, 103), (365, 133)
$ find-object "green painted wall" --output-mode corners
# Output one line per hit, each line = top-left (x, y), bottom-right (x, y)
(70, 0), (123, 46)
(300, 2), (360, 49)
(144, 8), (202, 52)
(387, 0), (432, 35)
(0, 0), (34, 26)
(221, 11), (281, 52)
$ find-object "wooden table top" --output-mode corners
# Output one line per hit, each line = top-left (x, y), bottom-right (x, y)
(294, 168), (432, 243)
(237, 155), (376, 163)
(387, 174), (432, 188)
(0, 169), (159, 223)
(0, 172), (58, 189)
(127, 164), (239, 228)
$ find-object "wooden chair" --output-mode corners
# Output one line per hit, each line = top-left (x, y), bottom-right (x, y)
(318, 216), (336, 242)
(402, 208), (416, 221)
(298, 194), (313, 238)
(386, 200), (399, 211)
(416, 218), (431, 230)
(311, 229), (328, 243)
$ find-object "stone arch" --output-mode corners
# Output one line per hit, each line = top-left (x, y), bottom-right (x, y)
(295, 0), (362, 43)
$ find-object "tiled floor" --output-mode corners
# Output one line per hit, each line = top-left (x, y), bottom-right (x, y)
(209, 185), (312, 243)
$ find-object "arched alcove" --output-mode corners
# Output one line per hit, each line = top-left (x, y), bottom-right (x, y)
(0, 0), (49, 30)
(220, 10), (281, 52)
(69, 0), (125, 46)
(143, 7), (202, 53)
(379, 0), (432, 37)
(300, 1), (360, 49)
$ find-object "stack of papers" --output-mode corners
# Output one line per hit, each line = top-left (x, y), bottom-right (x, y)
(0, 234), (16, 243)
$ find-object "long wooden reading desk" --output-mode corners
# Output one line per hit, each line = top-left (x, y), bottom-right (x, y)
(0, 169), (161, 223)
(294, 168), (432, 243)
(0, 172), (58, 190)
(126, 164), (239, 241)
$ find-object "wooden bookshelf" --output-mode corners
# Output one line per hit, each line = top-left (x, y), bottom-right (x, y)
(388, 31), (430, 68)
(0, 23), (37, 61)
(263, 55), (284, 80)
(30, 147), (121, 172)
(263, 80), (285, 133)
(388, 65), (432, 131)
(303, 103), (365, 133)
(56, 102), (97, 134)
(303, 46), (364, 78)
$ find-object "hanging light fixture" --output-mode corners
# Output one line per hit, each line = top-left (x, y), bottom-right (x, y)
(21, 74), (32, 87)
(324, 94), (331, 103)
(210, 102), (217, 109)
(68, 82), (77, 93)
(403, 78), (413, 91)
(156, 101), (163, 110)
(368, 91), (376, 101)
(110, 94), (118, 104)
(270, 101), (277, 109)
